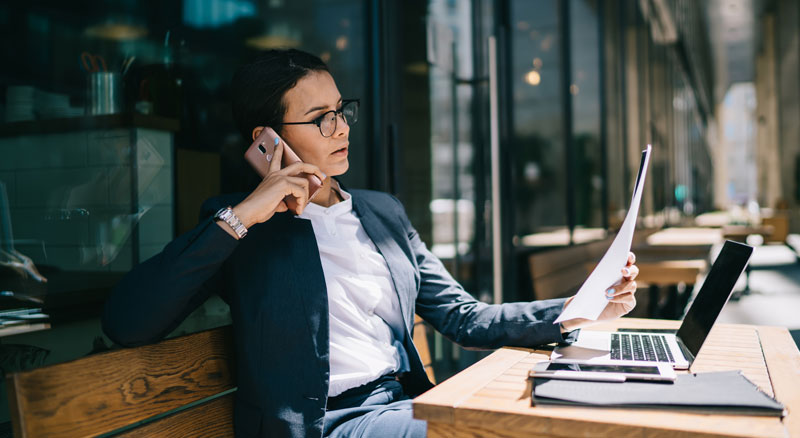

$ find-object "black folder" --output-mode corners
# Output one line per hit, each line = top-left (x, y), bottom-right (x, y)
(531, 371), (785, 417)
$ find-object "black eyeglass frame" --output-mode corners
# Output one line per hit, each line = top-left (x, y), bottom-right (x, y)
(282, 99), (360, 137)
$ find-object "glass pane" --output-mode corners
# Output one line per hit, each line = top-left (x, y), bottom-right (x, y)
(510, 0), (566, 246)
(571, 0), (603, 229)
(0, 0), (370, 385)
(0, 0), (368, 283)
(427, 0), (477, 288)
(601, 0), (628, 229)
(418, 0), (497, 383)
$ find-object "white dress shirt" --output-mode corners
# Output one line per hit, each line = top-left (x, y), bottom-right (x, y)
(299, 188), (404, 397)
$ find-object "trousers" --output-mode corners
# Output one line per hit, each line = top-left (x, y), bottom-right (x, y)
(323, 375), (428, 438)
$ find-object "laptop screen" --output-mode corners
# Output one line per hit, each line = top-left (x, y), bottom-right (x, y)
(676, 240), (753, 358)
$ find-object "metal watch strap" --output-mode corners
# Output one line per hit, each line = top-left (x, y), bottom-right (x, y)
(215, 206), (248, 239)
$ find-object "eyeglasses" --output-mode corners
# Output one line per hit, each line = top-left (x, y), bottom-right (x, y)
(282, 99), (359, 138)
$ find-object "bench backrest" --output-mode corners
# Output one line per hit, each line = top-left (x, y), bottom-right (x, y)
(7, 317), (435, 437)
(6, 325), (236, 438)
(414, 314), (435, 384)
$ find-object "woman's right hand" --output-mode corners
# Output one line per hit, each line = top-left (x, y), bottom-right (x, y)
(230, 141), (326, 230)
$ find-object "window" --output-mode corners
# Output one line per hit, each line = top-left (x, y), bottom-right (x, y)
(0, 0), (368, 286)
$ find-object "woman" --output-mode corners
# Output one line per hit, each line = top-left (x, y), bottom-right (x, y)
(103, 49), (639, 438)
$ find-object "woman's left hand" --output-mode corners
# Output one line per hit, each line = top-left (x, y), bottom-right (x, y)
(560, 252), (639, 332)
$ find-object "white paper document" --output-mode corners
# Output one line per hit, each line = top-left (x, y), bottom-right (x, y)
(555, 145), (652, 323)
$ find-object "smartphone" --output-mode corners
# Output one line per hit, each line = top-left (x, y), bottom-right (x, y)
(244, 127), (324, 213)
(529, 361), (676, 382)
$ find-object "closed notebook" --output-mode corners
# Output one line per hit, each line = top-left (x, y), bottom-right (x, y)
(531, 371), (785, 417)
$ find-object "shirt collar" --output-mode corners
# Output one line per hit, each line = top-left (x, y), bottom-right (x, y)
(300, 181), (352, 218)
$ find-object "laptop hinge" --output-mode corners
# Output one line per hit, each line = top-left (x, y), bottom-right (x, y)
(677, 338), (695, 366)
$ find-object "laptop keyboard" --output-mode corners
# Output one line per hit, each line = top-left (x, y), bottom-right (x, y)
(610, 333), (675, 363)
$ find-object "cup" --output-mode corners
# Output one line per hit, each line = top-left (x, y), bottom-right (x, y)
(87, 72), (121, 115)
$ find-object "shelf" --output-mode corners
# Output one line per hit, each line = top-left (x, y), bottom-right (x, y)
(0, 113), (180, 137)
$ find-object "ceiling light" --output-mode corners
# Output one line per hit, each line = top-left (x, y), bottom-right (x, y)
(85, 23), (148, 41)
(245, 34), (301, 49)
(525, 70), (541, 86)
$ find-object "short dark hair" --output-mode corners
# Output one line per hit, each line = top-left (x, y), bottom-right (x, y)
(231, 49), (329, 142)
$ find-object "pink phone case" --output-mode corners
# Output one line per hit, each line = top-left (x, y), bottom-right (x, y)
(244, 127), (277, 178)
(244, 127), (323, 213)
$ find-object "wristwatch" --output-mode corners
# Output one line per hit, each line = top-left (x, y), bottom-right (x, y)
(214, 206), (248, 239)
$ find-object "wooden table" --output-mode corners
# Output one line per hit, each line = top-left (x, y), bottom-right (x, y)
(633, 228), (719, 319)
(723, 225), (775, 242)
(645, 227), (722, 248)
(414, 318), (800, 438)
(720, 225), (774, 294)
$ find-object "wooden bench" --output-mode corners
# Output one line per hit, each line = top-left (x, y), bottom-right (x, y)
(585, 257), (707, 319)
(528, 234), (711, 319)
(722, 224), (775, 242)
(632, 259), (706, 285)
(527, 237), (614, 301)
(584, 258), (707, 288)
(6, 318), (434, 437)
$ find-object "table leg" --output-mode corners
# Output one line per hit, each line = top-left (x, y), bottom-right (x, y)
(647, 284), (692, 319)
(648, 286), (659, 318)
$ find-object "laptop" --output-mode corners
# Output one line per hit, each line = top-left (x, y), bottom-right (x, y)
(551, 240), (753, 370)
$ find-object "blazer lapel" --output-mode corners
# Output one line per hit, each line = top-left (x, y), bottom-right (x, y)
(275, 214), (330, 362)
(352, 194), (414, 334)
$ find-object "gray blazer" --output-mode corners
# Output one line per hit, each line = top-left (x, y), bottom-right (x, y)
(103, 188), (568, 438)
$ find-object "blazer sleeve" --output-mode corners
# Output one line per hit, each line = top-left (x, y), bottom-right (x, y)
(102, 198), (239, 347)
(392, 197), (568, 349)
